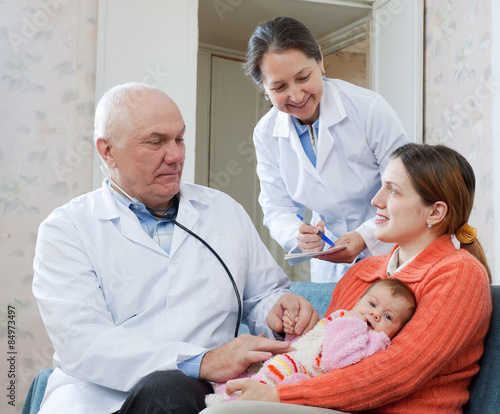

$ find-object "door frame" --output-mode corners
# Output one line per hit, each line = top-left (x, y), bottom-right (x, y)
(195, 45), (247, 187)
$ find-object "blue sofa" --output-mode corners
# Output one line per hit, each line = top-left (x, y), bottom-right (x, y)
(22, 282), (500, 413)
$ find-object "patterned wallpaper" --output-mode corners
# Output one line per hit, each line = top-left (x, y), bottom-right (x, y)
(0, 0), (98, 411)
(0, 0), (495, 412)
(424, 0), (494, 278)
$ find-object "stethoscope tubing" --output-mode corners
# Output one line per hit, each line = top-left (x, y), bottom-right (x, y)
(166, 216), (242, 338)
(102, 167), (243, 338)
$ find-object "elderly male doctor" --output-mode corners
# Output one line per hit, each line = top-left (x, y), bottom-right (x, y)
(33, 83), (318, 414)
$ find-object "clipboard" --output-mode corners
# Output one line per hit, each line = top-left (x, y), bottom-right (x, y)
(284, 243), (348, 260)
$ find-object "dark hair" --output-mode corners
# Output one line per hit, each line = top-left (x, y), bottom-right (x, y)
(362, 279), (417, 326)
(243, 16), (322, 89)
(392, 143), (491, 282)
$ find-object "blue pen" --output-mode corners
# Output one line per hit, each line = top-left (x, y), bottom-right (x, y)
(296, 214), (335, 247)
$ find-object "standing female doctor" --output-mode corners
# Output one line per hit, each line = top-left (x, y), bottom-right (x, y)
(243, 16), (409, 282)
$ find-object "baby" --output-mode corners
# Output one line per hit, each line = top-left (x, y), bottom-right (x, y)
(206, 278), (416, 405)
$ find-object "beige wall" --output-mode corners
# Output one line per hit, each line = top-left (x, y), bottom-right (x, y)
(324, 50), (367, 88)
(1, 1), (98, 411)
(0, 0), (496, 411)
(424, 0), (494, 277)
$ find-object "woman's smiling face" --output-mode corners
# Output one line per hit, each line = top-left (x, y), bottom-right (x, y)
(259, 48), (324, 125)
(371, 158), (434, 251)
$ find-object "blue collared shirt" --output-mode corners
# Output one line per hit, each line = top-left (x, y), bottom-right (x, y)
(291, 116), (320, 167)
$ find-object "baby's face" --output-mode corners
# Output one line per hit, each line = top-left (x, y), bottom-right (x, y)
(353, 284), (412, 338)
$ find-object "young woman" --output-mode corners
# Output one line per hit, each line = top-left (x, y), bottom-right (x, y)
(243, 16), (409, 282)
(201, 143), (492, 414)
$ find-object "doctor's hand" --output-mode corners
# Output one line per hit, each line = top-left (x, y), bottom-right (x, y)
(267, 293), (319, 336)
(316, 230), (366, 264)
(225, 378), (280, 403)
(199, 334), (292, 383)
(296, 220), (325, 252)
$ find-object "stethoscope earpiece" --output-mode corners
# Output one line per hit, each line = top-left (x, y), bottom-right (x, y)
(100, 165), (140, 203)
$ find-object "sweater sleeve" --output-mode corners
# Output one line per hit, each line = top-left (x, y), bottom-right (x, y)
(276, 254), (491, 411)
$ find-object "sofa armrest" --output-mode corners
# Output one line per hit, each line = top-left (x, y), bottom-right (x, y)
(21, 369), (53, 414)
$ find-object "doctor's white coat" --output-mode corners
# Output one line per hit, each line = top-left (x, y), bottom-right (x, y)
(33, 181), (290, 413)
(254, 79), (409, 282)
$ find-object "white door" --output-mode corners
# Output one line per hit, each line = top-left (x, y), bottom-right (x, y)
(372, 0), (423, 142)
(202, 55), (303, 278)
(208, 56), (263, 226)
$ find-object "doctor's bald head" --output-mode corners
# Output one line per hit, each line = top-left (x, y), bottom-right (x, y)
(94, 83), (186, 210)
(93, 82), (175, 148)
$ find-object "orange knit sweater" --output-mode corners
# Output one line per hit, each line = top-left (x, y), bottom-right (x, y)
(277, 235), (492, 413)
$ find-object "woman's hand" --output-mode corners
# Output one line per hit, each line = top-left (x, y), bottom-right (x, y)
(297, 220), (326, 252)
(316, 231), (366, 263)
(225, 378), (280, 402)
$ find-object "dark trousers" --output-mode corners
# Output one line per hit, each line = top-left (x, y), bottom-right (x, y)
(114, 370), (213, 414)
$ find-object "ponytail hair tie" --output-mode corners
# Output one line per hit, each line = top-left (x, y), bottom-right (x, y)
(456, 223), (477, 245)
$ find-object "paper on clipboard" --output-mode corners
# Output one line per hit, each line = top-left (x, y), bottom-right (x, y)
(284, 243), (348, 261)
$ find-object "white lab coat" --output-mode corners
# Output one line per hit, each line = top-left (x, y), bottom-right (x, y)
(254, 79), (409, 282)
(32, 181), (290, 414)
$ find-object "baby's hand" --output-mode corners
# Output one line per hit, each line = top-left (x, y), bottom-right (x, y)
(282, 310), (298, 335)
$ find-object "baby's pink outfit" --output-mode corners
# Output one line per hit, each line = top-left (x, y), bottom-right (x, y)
(205, 310), (390, 405)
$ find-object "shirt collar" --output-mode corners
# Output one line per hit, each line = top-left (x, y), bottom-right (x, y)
(107, 179), (167, 221)
(291, 115), (320, 135)
(386, 246), (418, 276)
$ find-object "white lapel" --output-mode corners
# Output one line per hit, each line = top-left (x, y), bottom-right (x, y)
(315, 80), (347, 175)
(169, 183), (203, 257)
(274, 110), (319, 179)
(92, 181), (167, 256)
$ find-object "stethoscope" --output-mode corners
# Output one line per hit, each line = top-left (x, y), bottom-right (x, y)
(100, 166), (242, 338)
